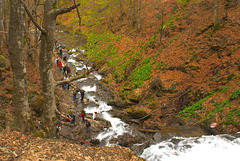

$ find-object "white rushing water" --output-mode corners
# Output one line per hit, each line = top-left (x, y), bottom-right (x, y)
(141, 134), (240, 161)
(83, 86), (129, 144)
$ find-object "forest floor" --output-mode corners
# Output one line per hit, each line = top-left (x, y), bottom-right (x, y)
(0, 129), (143, 161)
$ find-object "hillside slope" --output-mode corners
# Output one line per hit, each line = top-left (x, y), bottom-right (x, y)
(57, 0), (240, 133)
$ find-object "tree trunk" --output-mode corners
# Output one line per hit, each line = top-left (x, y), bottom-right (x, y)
(0, 0), (4, 48)
(22, 0), (80, 138)
(214, 0), (219, 26)
(34, 0), (38, 53)
(129, 0), (134, 26)
(38, 0), (80, 138)
(4, 0), (8, 44)
(39, 0), (58, 138)
(137, 0), (141, 31)
(9, 0), (30, 132)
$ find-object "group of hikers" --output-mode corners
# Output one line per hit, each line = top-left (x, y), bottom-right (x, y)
(55, 46), (72, 91)
(55, 43), (96, 135)
(56, 57), (72, 77)
(37, 42), (98, 137)
(73, 88), (85, 103)
(63, 108), (96, 134)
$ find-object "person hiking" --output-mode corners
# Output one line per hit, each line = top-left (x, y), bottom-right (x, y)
(56, 123), (61, 137)
(73, 88), (79, 102)
(75, 68), (78, 76)
(63, 65), (67, 75)
(80, 110), (86, 123)
(68, 108), (74, 115)
(56, 44), (60, 51)
(67, 67), (71, 78)
(80, 89), (85, 102)
(56, 57), (59, 66)
(93, 112), (97, 120)
(85, 119), (91, 134)
(60, 49), (63, 59)
(70, 113), (76, 127)
(37, 120), (41, 129)
(62, 76), (67, 90)
(57, 61), (62, 71)
(66, 77), (70, 90)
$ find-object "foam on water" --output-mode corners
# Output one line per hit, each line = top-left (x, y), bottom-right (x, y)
(96, 112), (129, 145)
(83, 93), (129, 144)
(141, 135), (240, 161)
(81, 85), (97, 92)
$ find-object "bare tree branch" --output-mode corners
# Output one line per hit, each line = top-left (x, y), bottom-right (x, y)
(20, 0), (47, 35)
(73, 0), (81, 26)
(54, 3), (81, 16)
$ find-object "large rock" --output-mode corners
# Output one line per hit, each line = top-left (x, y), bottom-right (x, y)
(126, 88), (142, 104)
(126, 108), (147, 119)
(151, 126), (207, 143)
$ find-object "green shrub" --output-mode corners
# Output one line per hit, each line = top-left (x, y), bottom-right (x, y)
(178, 0), (190, 7)
(179, 90), (215, 119)
(218, 86), (229, 93)
(130, 63), (152, 88)
(156, 61), (167, 70)
(229, 89), (240, 100)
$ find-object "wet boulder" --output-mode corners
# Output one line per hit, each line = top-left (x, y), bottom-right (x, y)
(90, 139), (100, 145)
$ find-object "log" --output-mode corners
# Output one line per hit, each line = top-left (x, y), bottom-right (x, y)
(57, 120), (74, 127)
(56, 109), (73, 121)
(56, 68), (93, 86)
(139, 129), (161, 133)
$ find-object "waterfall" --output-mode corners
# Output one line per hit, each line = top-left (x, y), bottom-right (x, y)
(141, 133), (240, 161)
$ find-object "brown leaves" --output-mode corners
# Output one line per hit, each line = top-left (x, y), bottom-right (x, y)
(0, 130), (143, 161)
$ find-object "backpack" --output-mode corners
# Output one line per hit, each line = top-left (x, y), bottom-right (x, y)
(86, 121), (91, 127)
(67, 68), (71, 73)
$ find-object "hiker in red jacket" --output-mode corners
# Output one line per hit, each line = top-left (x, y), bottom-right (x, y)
(57, 61), (62, 71)
(80, 110), (86, 123)
(67, 67), (71, 78)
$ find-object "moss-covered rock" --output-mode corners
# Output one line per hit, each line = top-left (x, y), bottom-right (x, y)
(126, 108), (147, 119)
(127, 88), (142, 103)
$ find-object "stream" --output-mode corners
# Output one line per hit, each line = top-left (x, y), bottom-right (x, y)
(64, 47), (240, 161)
